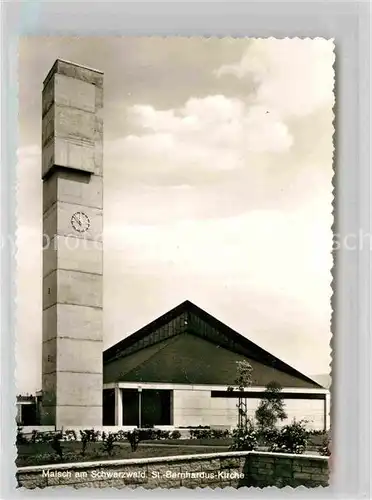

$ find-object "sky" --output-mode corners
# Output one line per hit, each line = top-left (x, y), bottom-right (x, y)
(16, 37), (335, 394)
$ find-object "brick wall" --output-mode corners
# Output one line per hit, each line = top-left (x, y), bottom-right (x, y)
(17, 451), (329, 489)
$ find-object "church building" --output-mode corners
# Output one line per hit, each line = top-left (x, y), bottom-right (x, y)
(102, 300), (329, 431)
(38, 59), (329, 433)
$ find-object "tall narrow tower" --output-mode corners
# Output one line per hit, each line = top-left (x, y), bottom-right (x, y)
(41, 60), (104, 427)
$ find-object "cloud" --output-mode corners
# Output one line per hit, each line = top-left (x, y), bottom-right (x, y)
(108, 39), (334, 188)
(107, 94), (293, 186)
(216, 38), (335, 118)
(127, 94), (293, 156)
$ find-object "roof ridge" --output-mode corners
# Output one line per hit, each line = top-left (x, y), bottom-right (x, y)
(185, 302), (322, 388)
(103, 301), (191, 361)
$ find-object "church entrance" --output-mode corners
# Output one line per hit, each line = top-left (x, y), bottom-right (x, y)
(122, 388), (172, 427)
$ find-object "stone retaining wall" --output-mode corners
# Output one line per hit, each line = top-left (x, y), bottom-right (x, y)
(17, 451), (329, 489)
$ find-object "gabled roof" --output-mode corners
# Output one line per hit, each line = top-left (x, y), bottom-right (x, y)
(103, 300), (322, 389)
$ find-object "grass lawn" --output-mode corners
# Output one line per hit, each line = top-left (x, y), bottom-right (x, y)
(141, 438), (232, 447)
(17, 433), (326, 467)
(16, 441), (231, 468)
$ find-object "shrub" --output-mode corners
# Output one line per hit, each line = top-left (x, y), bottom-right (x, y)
(230, 420), (258, 451)
(189, 429), (197, 439)
(138, 428), (158, 441)
(188, 428), (230, 440)
(79, 429), (100, 455)
(29, 430), (48, 444)
(308, 429), (326, 436)
(189, 428), (230, 439)
(189, 429), (213, 439)
(87, 429), (100, 442)
(170, 430), (181, 439)
(269, 419), (309, 454)
(180, 425), (210, 429)
(115, 430), (127, 442)
(319, 436), (331, 456)
(41, 432), (54, 443)
(159, 430), (171, 440)
(80, 431), (89, 456)
(30, 430), (37, 444)
(16, 427), (28, 445)
(51, 433), (63, 460)
(62, 430), (77, 441)
(127, 429), (140, 452)
(211, 429), (230, 439)
(259, 426), (279, 446)
(102, 433), (116, 456)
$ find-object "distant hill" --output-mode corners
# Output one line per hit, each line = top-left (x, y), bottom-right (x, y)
(311, 374), (331, 389)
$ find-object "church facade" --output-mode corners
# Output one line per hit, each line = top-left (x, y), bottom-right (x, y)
(102, 300), (329, 431)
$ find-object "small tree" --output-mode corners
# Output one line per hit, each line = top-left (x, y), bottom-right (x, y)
(228, 360), (257, 451)
(229, 360), (253, 392)
(228, 360), (253, 429)
(255, 381), (287, 432)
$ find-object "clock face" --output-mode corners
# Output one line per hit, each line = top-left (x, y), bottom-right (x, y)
(71, 212), (90, 233)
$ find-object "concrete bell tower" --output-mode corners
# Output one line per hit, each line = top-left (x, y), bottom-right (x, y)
(41, 60), (104, 427)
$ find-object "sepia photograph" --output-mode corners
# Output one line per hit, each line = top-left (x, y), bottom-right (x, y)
(15, 36), (334, 489)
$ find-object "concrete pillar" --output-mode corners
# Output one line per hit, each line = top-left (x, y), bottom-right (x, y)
(41, 60), (104, 428)
(324, 392), (331, 431)
(114, 386), (123, 426)
(138, 388), (142, 428)
(16, 404), (22, 425)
